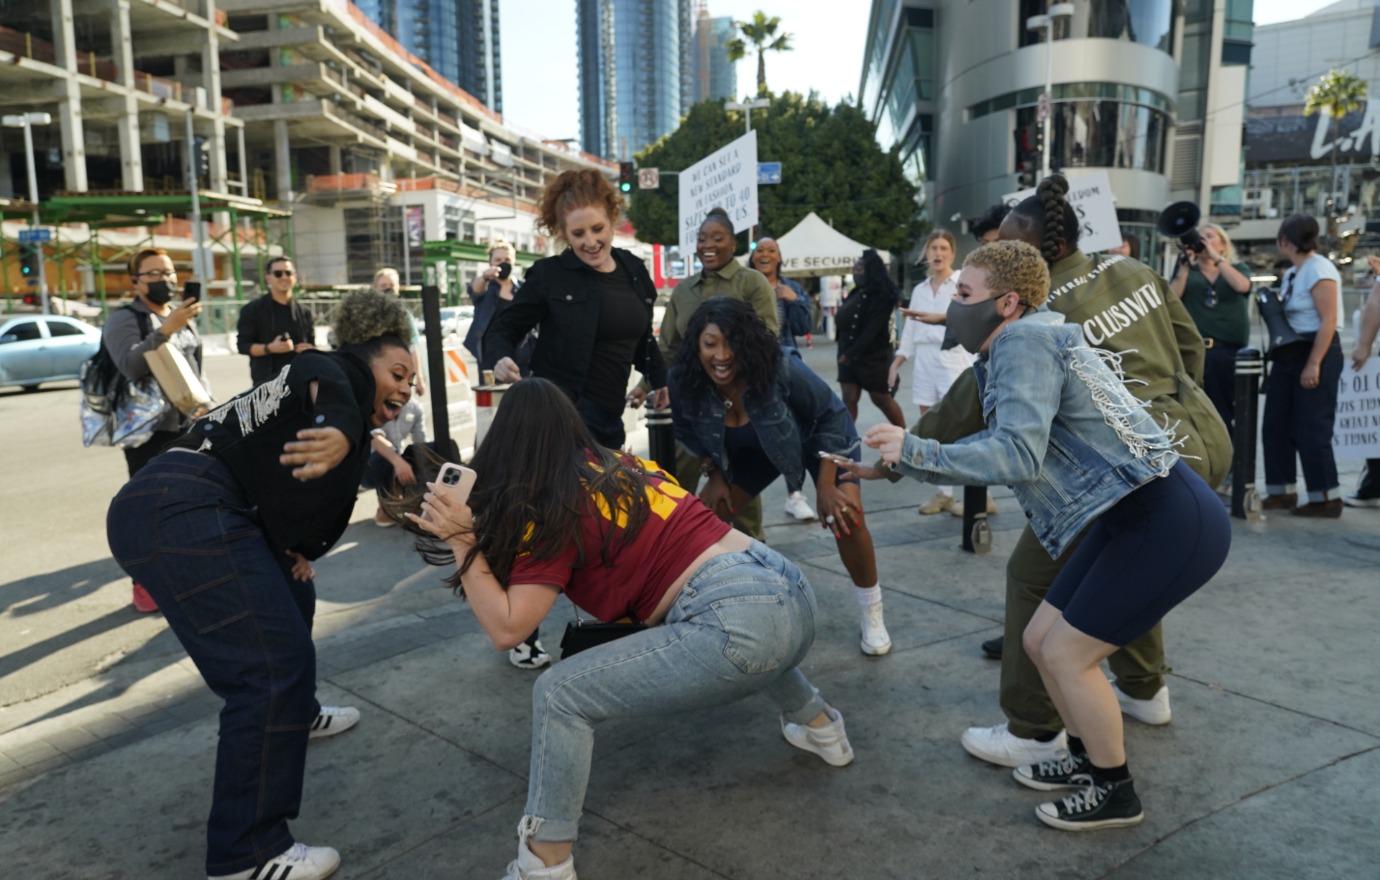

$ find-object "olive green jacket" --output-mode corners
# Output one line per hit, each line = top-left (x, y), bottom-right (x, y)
(914, 251), (1231, 487)
(659, 258), (779, 364)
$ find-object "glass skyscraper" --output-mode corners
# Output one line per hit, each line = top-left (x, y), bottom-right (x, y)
(357, 0), (502, 113)
(578, 0), (694, 160)
(693, 13), (738, 103)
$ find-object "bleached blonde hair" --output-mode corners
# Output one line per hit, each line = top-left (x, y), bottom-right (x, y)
(962, 240), (1051, 309)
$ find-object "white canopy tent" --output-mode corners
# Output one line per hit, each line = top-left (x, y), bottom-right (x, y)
(772, 211), (890, 278)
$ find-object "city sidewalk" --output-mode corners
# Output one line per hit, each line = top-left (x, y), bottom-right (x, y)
(1, 343), (1377, 878)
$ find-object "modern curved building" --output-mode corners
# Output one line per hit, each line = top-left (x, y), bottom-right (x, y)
(861, 1), (1253, 266)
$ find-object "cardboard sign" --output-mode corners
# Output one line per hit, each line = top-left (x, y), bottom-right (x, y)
(1003, 169), (1121, 254)
(1333, 359), (1380, 460)
(678, 131), (759, 275)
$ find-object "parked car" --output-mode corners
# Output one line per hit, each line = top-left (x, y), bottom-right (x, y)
(0, 315), (102, 391)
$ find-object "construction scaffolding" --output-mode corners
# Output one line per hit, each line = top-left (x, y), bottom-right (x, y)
(1, 190), (292, 336)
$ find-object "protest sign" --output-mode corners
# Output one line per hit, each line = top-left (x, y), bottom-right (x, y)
(678, 131), (759, 274)
(1003, 169), (1121, 254)
(1333, 359), (1380, 459)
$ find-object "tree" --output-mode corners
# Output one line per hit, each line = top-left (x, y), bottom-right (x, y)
(724, 11), (792, 97)
(626, 93), (920, 257)
(1304, 69), (1367, 230)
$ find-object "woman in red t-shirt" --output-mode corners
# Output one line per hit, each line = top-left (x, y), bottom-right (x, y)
(406, 378), (853, 880)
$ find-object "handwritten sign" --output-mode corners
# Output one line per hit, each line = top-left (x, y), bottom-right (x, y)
(1003, 169), (1121, 254)
(1333, 359), (1380, 459)
(678, 131), (759, 274)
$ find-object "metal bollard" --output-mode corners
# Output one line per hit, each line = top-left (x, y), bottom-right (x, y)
(645, 407), (677, 475)
(1231, 347), (1264, 520)
(961, 485), (992, 554)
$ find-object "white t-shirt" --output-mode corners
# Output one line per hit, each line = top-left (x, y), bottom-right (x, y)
(1282, 253), (1344, 334)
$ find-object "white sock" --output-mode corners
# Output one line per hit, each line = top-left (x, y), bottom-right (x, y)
(854, 585), (881, 607)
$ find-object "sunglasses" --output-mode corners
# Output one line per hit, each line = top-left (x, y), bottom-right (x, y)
(271, 269), (295, 279)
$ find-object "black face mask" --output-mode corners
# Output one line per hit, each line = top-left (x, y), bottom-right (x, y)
(145, 280), (173, 305)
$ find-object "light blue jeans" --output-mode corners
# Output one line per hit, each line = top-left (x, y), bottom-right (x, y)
(524, 541), (827, 842)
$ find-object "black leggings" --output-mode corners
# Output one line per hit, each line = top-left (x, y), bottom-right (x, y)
(1045, 461), (1231, 646)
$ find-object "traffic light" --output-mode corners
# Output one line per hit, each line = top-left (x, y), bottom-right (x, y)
(195, 136), (211, 178)
(618, 161), (635, 194)
(18, 242), (40, 283)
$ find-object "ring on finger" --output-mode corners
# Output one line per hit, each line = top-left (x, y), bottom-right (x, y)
(825, 514), (836, 524)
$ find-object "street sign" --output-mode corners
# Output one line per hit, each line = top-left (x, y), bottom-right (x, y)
(18, 228), (52, 243)
(1036, 92), (1051, 123)
(638, 167), (660, 190)
(758, 162), (782, 185)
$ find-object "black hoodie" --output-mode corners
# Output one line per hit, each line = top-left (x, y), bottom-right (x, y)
(173, 350), (374, 559)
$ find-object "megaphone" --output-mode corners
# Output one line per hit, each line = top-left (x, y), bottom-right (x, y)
(1157, 201), (1205, 253)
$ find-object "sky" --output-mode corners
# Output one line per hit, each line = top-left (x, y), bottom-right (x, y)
(497, 0), (1337, 145)
(497, 1), (867, 143)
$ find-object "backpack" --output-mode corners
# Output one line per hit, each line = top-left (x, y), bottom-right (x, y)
(80, 305), (153, 447)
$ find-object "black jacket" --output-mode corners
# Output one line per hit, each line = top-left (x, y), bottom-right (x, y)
(483, 247), (667, 404)
(236, 294), (317, 386)
(173, 351), (372, 559)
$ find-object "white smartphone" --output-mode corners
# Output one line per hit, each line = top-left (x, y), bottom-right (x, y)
(434, 463), (477, 506)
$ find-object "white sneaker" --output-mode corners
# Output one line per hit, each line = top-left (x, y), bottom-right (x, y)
(781, 706), (855, 767)
(509, 639), (552, 670)
(308, 705), (360, 740)
(960, 722), (1067, 768)
(1113, 683), (1172, 725)
(209, 843), (340, 880)
(784, 490), (817, 521)
(501, 819), (577, 880)
(859, 602), (892, 656)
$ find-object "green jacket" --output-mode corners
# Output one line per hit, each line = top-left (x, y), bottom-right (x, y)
(915, 251), (1231, 487)
(660, 259), (779, 364)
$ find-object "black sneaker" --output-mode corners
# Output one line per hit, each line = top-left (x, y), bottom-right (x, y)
(981, 636), (1003, 660)
(1035, 777), (1144, 831)
(1013, 750), (1092, 791)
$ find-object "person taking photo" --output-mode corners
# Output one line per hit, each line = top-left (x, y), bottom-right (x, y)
(237, 255), (315, 386)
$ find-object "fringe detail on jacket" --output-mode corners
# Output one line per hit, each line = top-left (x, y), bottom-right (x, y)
(1067, 346), (1182, 477)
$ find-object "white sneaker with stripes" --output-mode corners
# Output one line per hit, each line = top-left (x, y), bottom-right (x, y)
(209, 843), (340, 880)
(308, 705), (360, 740)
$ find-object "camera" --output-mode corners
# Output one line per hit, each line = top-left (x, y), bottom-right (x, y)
(1157, 201), (1205, 254)
(497, 261), (513, 280)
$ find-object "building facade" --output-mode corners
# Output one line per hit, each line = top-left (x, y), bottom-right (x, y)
(692, 11), (737, 103)
(355, 0), (501, 113)
(577, 0), (694, 160)
(1241, 0), (1380, 246)
(859, 0), (1252, 265)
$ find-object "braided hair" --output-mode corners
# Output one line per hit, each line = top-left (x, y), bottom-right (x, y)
(1009, 174), (1080, 264)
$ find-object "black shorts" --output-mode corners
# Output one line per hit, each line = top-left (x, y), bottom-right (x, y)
(838, 350), (893, 394)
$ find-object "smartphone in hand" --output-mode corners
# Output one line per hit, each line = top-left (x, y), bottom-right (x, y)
(182, 281), (201, 305)
(817, 451), (854, 465)
(434, 463), (478, 506)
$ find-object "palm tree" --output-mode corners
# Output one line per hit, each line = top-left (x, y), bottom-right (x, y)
(724, 11), (793, 97)
(1304, 69), (1367, 230)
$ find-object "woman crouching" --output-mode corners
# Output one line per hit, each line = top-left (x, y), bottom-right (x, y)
(403, 378), (853, 880)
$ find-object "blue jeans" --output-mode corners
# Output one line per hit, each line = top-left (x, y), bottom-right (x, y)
(1263, 339), (1343, 496)
(523, 541), (827, 843)
(106, 450), (320, 876)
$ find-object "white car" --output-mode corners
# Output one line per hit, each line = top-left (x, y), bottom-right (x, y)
(0, 314), (102, 390)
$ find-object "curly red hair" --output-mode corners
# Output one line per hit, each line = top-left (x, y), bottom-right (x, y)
(538, 169), (622, 240)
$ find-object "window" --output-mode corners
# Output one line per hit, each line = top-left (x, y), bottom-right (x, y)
(1, 321), (42, 343)
(45, 320), (84, 337)
(1016, 99), (1170, 174)
(969, 83), (1173, 121)
(1019, 0), (1176, 53)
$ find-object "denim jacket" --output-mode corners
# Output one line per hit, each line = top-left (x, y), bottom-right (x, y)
(897, 312), (1180, 557)
(670, 355), (854, 490)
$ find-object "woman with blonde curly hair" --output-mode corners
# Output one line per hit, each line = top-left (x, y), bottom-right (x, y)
(106, 290), (418, 880)
(850, 241), (1230, 832)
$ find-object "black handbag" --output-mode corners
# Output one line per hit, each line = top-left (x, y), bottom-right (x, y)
(1256, 278), (1307, 353)
(559, 611), (646, 659)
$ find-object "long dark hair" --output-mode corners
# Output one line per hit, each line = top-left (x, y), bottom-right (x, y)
(405, 378), (655, 592)
(1009, 174), (1080, 264)
(674, 297), (781, 403)
(857, 248), (897, 304)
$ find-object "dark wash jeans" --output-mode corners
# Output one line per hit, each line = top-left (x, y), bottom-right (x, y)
(106, 450), (319, 875)
(1263, 338), (1343, 495)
